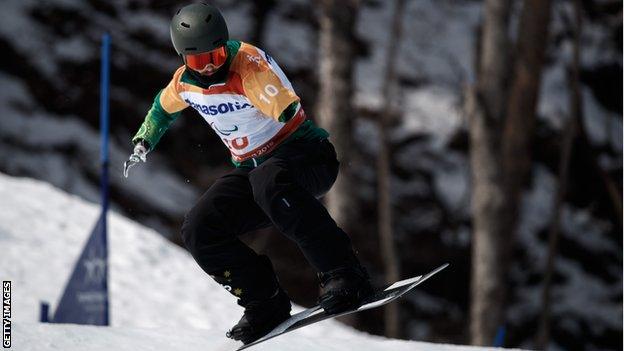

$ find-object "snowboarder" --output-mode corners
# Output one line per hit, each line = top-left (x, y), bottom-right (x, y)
(125, 2), (372, 344)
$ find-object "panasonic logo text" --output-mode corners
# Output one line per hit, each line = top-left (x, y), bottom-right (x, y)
(185, 100), (252, 116)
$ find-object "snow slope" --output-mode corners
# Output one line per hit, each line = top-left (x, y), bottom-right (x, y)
(0, 172), (518, 350)
(13, 323), (512, 351)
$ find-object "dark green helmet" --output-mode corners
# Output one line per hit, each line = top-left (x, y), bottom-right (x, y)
(170, 3), (229, 55)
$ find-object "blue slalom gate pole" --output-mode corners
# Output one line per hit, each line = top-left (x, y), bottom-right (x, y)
(100, 33), (111, 215)
(99, 32), (111, 325)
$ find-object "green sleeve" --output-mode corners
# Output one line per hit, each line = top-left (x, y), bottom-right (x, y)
(278, 101), (300, 123)
(132, 90), (181, 150)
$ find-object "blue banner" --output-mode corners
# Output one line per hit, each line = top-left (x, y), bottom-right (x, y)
(51, 213), (109, 325)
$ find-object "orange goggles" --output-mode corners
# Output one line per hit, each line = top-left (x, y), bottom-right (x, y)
(184, 46), (227, 74)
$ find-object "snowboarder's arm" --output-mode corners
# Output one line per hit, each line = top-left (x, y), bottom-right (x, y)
(132, 66), (189, 150)
(131, 91), (181, 150)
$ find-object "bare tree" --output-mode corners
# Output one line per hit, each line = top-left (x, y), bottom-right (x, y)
(466, 0), (513, 344)
(377, 0), (406, 338)
(467, 0), (552, 345)
(317, 0), (360, 239)
(503, 0), (553, 239)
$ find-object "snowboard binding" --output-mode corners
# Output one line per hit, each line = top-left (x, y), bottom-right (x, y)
(226, 288), (292, 344)
(317, 265), (374, 315)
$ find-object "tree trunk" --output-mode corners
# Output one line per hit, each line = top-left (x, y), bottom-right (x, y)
(467, 0), (512, 345)
(468, 0), (553, 345)
(317, 0), (360, 238)
(377, 0), (406, 339)
(467, 89), (511, 346)
(503, 0), (553, 237)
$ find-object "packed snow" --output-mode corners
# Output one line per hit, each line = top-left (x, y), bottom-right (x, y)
(0, 172), (521, 350)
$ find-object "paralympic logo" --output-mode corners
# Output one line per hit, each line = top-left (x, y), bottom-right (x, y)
(210, 122), (239, 136)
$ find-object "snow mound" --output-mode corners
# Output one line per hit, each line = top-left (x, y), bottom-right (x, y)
(0, 172), (516, 350)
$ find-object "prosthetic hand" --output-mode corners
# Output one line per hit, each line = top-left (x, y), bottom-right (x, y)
(123, 140), (149, 178)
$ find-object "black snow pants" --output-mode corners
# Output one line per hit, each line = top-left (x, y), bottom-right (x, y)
(180, 138), (356, 304)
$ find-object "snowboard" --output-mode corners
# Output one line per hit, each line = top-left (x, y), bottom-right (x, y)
(236, 263), (449, 350)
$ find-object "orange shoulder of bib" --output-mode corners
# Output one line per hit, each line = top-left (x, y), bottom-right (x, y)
(231, 44), (299, 121)
(159, 65), (189, 114)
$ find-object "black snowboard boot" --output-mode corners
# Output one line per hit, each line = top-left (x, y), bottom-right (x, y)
(226, 288), (291, 344)
(318, 262), (373, 315)
(212, 255), (291, 344)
